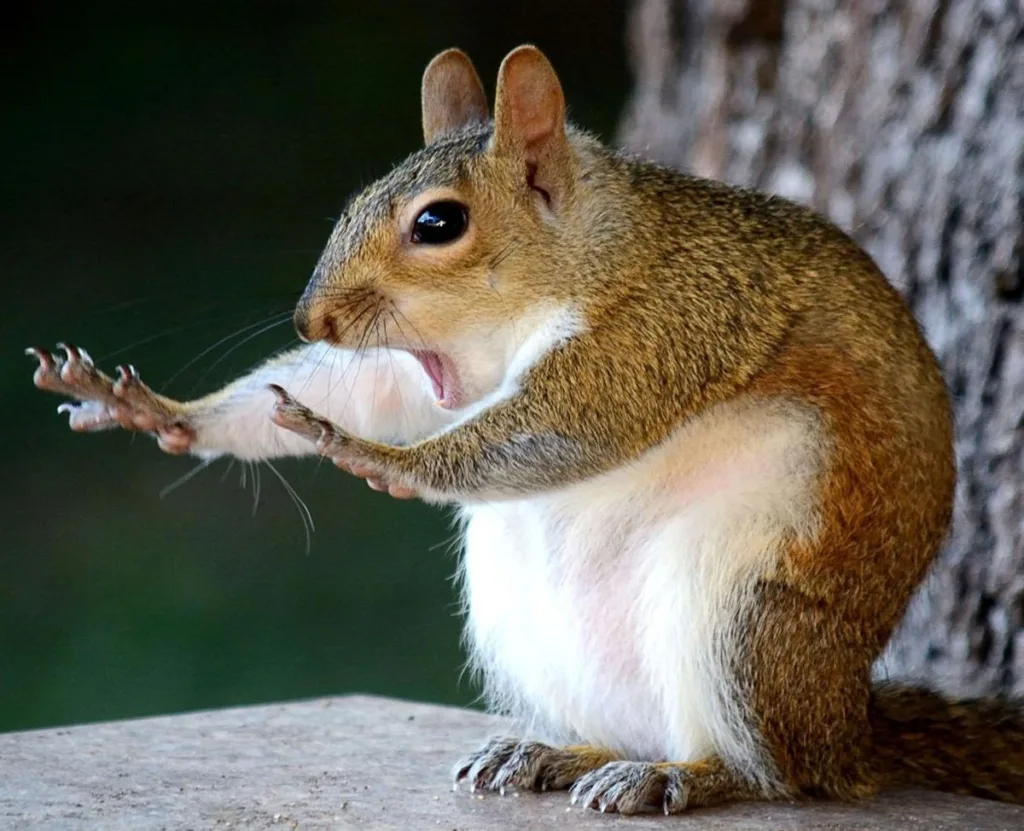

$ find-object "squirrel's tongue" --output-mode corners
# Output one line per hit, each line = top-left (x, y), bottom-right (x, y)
(412, 351), (446, 404)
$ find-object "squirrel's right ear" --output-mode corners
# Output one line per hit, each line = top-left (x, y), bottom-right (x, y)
(492, 45), (571, 206)
(421, 48), (489, 145)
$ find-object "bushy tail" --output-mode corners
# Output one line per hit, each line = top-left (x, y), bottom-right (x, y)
(870, 682), (1024, 804)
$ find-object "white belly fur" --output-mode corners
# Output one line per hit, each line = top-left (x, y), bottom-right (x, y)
(459, 395), (825, 782)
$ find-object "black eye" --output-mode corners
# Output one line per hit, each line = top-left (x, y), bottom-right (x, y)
(411, 200), (468, 245)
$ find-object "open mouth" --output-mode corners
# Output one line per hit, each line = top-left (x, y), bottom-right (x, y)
(408, 350), (460, 409)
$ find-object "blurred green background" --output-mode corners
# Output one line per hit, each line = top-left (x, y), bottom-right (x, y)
(2, 2), (629, 732)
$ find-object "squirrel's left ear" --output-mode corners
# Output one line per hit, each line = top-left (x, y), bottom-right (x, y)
(421, 48), (489, 145)
(492, 45), (571, 206)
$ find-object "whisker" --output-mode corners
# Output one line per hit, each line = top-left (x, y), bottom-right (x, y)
(159, 456), (218, 499)
(219, 458), (237, 484)
(384, 312), (419, 440)
(185, 314), (296, 395)
(160, 311), (293, 391)
(334, 296), (384, 418)
(264, 460), (315, 555)
(99, 308), (283, 362)
(489, 238), (521, 270)
(254, 460), (262, 516)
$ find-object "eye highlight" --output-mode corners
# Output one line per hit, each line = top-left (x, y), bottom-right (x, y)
(411, 200), (468, 245)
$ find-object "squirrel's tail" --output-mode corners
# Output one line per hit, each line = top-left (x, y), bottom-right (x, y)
(870, 682), (1024, 804)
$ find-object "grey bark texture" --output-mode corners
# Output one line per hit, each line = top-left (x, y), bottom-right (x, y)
(620, 0), (1023, 696)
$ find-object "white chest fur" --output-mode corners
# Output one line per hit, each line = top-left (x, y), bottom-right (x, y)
(458, 396), (825, 776)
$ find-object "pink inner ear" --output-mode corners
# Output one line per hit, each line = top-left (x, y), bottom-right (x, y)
(509, 74), (560, 150)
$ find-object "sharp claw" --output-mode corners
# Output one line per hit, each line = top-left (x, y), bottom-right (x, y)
(267, 383), (290, 404)
(57, 342), (80, 361)
(26, 346), (55, 369)
(116, 364), (137, 383)
(57, 402), (76, 415)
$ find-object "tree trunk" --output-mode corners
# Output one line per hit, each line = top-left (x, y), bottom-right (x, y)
(621, 0), (1024, 697)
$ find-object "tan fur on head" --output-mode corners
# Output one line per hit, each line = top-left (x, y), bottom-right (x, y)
(293, 45), (591, 410)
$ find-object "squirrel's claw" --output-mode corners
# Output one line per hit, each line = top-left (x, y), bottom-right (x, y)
(27, 344), (193, 450)
(268, 384), (349, 452)
(453, 737), (611, 797)
(269, 384), (417, 498)
(28, 346), (78, 399)
(568, 761), (691, 815)
(56, 342), (114, 401)
(28, 344), (120, 432)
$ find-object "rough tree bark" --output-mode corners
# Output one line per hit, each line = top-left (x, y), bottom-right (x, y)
(621, 0), (1023, 697)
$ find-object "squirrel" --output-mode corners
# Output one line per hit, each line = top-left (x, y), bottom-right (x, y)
(26, 45), (1024, 814)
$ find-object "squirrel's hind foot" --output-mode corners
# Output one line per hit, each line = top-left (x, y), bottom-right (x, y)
(453, 736), (616, 796)
(570, 760), (691, 814)
(569, 756), (760, 815)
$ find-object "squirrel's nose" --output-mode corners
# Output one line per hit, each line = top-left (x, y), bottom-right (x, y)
(293, 294), (328, 343)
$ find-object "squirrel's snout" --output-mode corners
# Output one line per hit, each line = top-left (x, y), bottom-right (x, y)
(293, 274), (338, 343)
(293, 298), (327, 343)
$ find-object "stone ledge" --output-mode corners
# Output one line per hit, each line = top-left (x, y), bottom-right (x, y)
(1, 695), (1022, 830)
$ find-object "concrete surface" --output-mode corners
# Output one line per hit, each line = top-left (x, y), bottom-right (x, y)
(1, 694), (1023, 830)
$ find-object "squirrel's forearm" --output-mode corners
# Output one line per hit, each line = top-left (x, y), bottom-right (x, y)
(337, 401), (598, 500)
(320, 329), (737, 500)
(321, 340), (653, 499)
(186, 344), (450, 461)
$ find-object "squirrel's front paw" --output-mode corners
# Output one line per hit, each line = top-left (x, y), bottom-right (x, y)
(453, 736), (617, 795)
(27, 344), (194, 454)
(268, 384), (417, 498)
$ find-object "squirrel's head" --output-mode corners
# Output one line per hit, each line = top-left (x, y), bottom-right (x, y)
(293, 45), (593, 410)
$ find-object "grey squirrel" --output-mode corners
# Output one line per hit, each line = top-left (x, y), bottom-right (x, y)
(27, 45), (1024, 813)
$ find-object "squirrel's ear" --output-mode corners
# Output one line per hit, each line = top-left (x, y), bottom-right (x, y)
(421, 48), (489, 145)
(492, 45), (570, 204)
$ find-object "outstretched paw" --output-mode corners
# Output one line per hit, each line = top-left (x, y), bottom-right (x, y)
(569, 761), (692, 815)
(453, 736), (616, 795)
(27, 344), (194, 454)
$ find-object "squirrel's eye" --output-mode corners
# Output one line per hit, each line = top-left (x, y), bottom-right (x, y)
(411, 200), (468, 245)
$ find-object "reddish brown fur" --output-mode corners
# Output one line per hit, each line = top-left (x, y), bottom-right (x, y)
(27, 44), (1024, 813)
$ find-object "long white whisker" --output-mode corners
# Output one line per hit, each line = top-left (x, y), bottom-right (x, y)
(102, 310), (265, 362)
(252, 462), (262, 516)
(159, 456), (218, 499)
(162, 311), (293, 390)
(188, 315), (296, 393)
(264, 459), (314, 554)
(219, 457), (237, 484)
